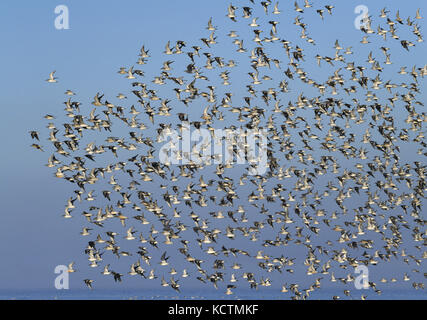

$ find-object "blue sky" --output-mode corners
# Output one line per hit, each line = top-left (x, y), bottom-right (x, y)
(0, 0), (425, 298)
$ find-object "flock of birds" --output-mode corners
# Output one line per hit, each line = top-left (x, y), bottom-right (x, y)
(31, 0), (426, 299)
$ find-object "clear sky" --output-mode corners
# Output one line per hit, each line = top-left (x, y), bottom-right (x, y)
(0, 0), (425, 298)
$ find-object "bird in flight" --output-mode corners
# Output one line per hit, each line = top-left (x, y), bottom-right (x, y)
(46, 71), (58, 83)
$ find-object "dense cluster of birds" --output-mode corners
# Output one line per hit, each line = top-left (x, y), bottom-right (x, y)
(31, 0), (426, 299)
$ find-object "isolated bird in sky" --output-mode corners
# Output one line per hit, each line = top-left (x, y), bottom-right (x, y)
(46, 71), (58, 83)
